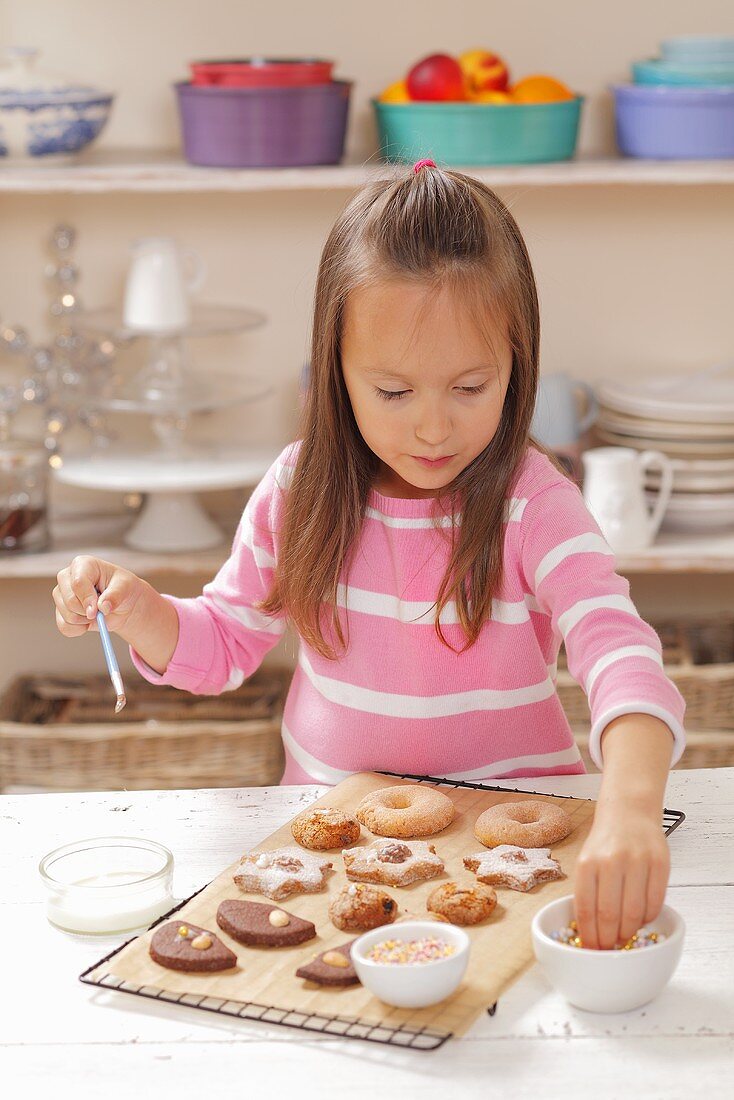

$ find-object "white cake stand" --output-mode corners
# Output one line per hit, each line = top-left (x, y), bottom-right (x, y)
(55, 446), (281, 551)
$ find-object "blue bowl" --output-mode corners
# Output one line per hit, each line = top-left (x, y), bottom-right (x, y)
(661, 36), (734, 66)
(0, 90), (114, 160)
(613, 83), (734, 159)
(373, 96), (583, 165)
(632, 58), (734, 86)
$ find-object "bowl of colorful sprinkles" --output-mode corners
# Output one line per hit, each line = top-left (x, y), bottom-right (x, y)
(531, 895), (685, 1013)
(352, 920), (470, 1008)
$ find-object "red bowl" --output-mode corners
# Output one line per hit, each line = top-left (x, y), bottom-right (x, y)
(190, 58), (334, 88)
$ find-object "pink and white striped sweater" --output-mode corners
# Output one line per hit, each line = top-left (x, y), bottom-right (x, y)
(131, 443), (686, 784)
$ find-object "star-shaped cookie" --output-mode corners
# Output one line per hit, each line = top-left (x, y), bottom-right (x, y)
(463, 845), (564, 892)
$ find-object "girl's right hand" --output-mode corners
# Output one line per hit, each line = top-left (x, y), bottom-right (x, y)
(53, 556), (148, 639)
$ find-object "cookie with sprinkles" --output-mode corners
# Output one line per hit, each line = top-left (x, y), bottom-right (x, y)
(463, 845), (565, 892)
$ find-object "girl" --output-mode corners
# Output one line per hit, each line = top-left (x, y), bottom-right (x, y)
(54, 161), (686, 952)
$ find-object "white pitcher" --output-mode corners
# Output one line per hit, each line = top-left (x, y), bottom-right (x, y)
(123, 237), (205, 334)
(581, 447), (674, 552)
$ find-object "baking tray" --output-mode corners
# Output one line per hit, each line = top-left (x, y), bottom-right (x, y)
(79, 772), (685, 1050)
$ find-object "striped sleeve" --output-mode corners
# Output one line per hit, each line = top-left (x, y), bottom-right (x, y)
(130, 450), (290, 694)
(519, 480), (686, 770)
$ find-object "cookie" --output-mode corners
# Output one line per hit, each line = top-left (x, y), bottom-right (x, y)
(473, 799), (574, 848)
(291, 806), (361, 850)
(149, 921), (237, 973)
(233, 846), (333, 901)
(342, 839), (444, 887)
(426, 881), (497, 926)
(328, 882), (398, 932)
(355, 784), (454, 838)
(296, 941), (360, 987)
(463, 845), (565, 892)
(216, 899), (316, 947)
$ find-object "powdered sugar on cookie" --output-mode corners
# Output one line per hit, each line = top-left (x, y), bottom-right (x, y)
(463, 845), (564, 892)
(342, 839), (444, 887)
(234, 846), (333, 901)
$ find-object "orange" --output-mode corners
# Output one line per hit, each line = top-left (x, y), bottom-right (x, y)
(470, 90), (513, 104)
(511, 75), (575, 104)
(378, 80), (411, 103)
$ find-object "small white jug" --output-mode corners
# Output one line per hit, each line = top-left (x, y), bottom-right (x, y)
(581, 447), (674, 552)
(123, 237), (205, 335)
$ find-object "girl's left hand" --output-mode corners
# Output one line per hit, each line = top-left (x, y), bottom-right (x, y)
(573, 803), (670, 950)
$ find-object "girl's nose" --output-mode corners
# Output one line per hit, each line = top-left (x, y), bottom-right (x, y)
(414, 401), (451, 447)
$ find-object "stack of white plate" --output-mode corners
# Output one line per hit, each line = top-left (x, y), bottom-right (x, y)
(594, 364), (734, 533)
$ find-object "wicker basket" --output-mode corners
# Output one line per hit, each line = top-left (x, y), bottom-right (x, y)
(0, 669), (290, 792)
(558, 614), (734, 770)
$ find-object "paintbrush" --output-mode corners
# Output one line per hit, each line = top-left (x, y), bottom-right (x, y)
(95, 590), (126, 714)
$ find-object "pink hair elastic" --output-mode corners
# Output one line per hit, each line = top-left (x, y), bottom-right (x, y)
(413, 158), (436, 173)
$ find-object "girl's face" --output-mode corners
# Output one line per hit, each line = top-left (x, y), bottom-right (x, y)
(342, 279), (513, 498)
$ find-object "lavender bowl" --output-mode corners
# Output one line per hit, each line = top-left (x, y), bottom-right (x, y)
(175, 80), (351, 168)
(612, 83), (734, 159)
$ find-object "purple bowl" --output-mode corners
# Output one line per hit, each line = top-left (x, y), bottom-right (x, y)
(175, 80), (351, 168)
(612, 83), (734, 158)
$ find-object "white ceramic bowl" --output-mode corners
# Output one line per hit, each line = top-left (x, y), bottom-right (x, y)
(531, 895), (685, 1013)
(352, 920), (470, 1008)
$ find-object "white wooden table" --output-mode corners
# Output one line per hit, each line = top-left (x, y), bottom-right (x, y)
(2, 770), (733, 1098)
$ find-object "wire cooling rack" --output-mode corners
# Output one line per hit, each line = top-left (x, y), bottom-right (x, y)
(79, 773), (685, 1050)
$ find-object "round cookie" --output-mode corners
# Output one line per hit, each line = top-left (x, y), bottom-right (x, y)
(473, 800), (574, 849)
(426, 881), (497, 926)
(355, 784), (455, 838)
(328, 882), (398, 932)
(291, 806), (361, 850)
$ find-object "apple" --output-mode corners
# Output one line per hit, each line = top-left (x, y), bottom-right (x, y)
(459, 49), (510, 94)
(406, 53), (466, 101)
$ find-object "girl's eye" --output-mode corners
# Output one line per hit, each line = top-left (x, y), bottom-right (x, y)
(375, 388), (409, 401)
(374, 382), (488, 401)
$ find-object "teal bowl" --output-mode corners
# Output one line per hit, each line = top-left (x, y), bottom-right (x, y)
(633, 59), (734, 86)
(372, 96), (584, 165)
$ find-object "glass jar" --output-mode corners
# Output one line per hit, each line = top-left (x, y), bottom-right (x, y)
(0, 438), (50, 552)
(39, 836), (175, 935)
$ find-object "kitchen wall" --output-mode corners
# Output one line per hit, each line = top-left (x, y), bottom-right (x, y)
(1, 0), (733, 689)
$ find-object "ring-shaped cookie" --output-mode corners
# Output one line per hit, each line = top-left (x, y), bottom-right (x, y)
(355, 784), (455, 838)
(473, 799), (573, 849)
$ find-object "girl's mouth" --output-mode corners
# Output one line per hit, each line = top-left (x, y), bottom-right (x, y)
(412, 455), (455, 469)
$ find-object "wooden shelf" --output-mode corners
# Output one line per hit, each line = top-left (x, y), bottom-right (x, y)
(1, 149), (734, 194)
(2, 512), (733, 579)
(615, 529), (734, 574)
(0, 513), (228, 579)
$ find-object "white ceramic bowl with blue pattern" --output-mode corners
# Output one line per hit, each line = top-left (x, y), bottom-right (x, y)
(0, 46), (114, 161)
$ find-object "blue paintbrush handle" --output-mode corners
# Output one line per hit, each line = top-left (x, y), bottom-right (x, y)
(96, 601), (126, 710)
(96, 608), (120, 677)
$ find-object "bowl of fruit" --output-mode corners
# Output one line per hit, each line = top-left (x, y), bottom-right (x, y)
(372, 49), (583, 165)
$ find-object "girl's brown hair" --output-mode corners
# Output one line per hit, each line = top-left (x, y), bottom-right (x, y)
(259, 165), (565, 657)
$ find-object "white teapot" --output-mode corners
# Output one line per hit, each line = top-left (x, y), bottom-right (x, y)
(581, 447), (673, 552)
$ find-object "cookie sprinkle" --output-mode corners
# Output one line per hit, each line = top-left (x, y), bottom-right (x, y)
(366, 936), (456, 965)
(550, 919), (666, 951)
